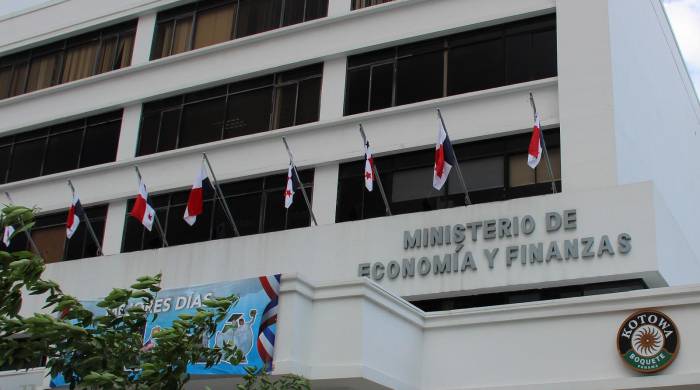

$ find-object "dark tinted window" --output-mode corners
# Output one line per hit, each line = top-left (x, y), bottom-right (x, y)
(412, 280), (647, 312)
(151, 0), (328, 60)
(138, 64), (322, 156)
(0, 111), (122, 184)
(122, 169), (314, 252)
(0, 21), (136, 100)
(336, 130), (560, 222)
(345, 14), (557, 115)
(5, 205), (107, 262)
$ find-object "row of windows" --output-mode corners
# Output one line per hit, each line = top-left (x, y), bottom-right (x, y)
(7, 205), (107, 263)
(337, 130), (561, 222)
(345, 14), (557, 115)
(0, 21), (136, 99)
(151, 0), (328, 59)
(0, 110), (122, 184)
(137, 64), (322, 156)
(412, 279), (647, 312)
(122, 169), (314, 252)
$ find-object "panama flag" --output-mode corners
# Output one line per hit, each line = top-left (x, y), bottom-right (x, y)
(130, 180), (156, 231)
(528, 114), (543, 169)
(284, 163), (297, 209)
(183, 162), (208, 226)
(433, 119), (456, 190)
(2, 225), (14, 247)
(66, 194), (85, 239)
(364, 140), (374, 192)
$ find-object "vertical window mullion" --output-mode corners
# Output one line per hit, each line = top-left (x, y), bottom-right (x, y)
(292, 82), (300, 126)
(76, 119), (88, 168)
(187, 11), (197, 52)
(391, 50), (398, 107)
(174, 102), (186, 149)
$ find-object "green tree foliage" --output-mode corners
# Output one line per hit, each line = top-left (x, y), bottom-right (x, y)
(0, 205), (309, 389)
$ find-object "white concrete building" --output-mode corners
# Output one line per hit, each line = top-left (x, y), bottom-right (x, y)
(1, 0), (700, 389)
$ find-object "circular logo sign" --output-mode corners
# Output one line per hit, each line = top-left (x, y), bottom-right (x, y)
(617, 309), (679, 373)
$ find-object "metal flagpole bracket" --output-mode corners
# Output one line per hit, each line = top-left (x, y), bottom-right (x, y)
(358, 124), (392, 216)
(133, 166), (169, 247)
(436, 108), (472, 206)
(202, 153), (240, 237)
(4, 191), (40, 254)
(529, 92), (558, 194)
(282, 137), (318, 226)
(67, 179), (103, 256)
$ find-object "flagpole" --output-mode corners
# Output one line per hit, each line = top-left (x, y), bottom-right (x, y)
(133, 166), (169, 247)
(529, 93), (558, 194)
(202, 153), (240, 237)
(436, 109), (471, 206)
(358, 124), (391, 216)
(3, 191), (40, 254)
(67, 180), (103, 256)
(281, 137), (318, 226)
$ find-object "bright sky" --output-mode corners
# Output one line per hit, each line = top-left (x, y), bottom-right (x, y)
(0, 0), (698, 95)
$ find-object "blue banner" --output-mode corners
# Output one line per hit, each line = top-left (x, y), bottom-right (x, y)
(51, 274), (281, 387)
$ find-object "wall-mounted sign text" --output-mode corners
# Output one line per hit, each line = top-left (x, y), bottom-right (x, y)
(358, 209), (632, 280)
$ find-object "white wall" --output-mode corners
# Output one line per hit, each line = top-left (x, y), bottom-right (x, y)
(608, 0), (700, 264)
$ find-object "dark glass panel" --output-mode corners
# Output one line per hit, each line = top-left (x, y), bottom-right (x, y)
(224, 87), (273, 138)
(236, 0), (283, 37)
(283, 0), (306, 26)
(369, 63), (393, 110)
(532, 29), (557, 79)
(305, 0), (328, 20)
(138, 111), (161, 156)
(8, 139), (45, 182)
(43, 130), (82, 175)
(218, 192), (262, 237)
(295, 77), (321, 125)
(0, 145), (10, 184)
(0, 67), (12, 99)
(395, 49), (443, 105)
(80, 120), (121, 167)
(179, 97), (226, 147)
(344, 67), (370, 115)
(158, 109), (181, 152)
(448, 39), (504, 95)
(273, 84), (297, 129)
(166, 201), (213, 245)
(505, 33), (531, 84)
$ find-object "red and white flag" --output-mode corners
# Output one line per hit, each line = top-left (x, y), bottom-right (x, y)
(65, 194), (84, 239)
(183, 162), (208, 226)
(130, 179), (156, 231)
(2, 225), (14, 247)
(364, 141), (374, 192)
(527, 114), (543, 169)
(284, 163), (296, 209)
(433, 119), (456, 191)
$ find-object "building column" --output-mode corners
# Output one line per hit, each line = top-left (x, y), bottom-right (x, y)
(328, 0), (352, 17)
(117, 104), (142, 160)
(311, 164), (339, 225)
(319, 57), (347, 121)
(102, 200), (127, 256)
(131, 13), (157, 65)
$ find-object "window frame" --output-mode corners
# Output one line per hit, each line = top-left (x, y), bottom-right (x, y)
(0, 110), (122, 184)
(121, 169), (315, 253)
(344, 14), (557, 116)
(137, 64), (323, 156)
(335, 130), (561, 223)
(0, 20), (136, 100)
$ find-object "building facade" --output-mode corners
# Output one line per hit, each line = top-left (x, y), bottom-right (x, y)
(1, 0), (700, 389)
